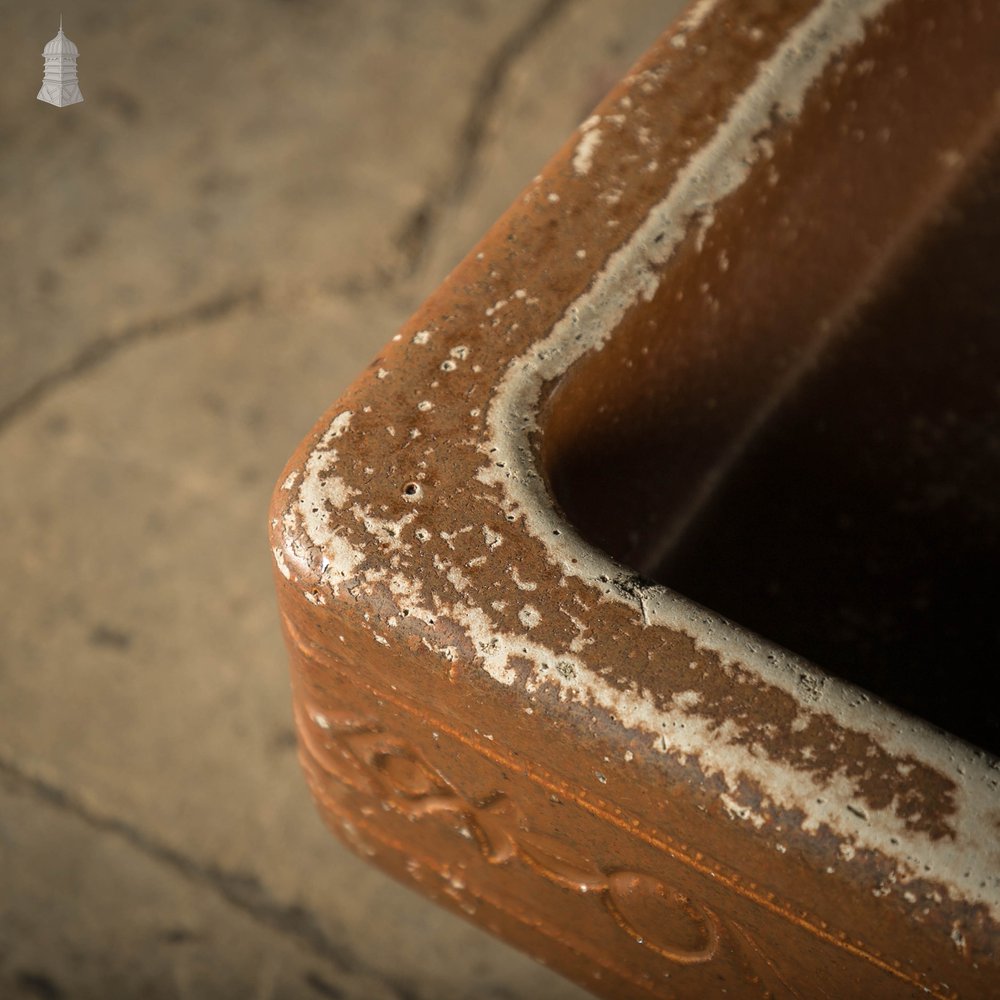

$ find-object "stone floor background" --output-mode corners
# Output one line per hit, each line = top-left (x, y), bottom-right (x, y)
(0, 3), (684, 998)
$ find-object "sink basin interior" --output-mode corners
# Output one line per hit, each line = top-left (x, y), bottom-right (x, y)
(541, 134), (1000, 756)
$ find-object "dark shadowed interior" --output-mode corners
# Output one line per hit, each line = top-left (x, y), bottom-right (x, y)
(543, 133), (1000, 757)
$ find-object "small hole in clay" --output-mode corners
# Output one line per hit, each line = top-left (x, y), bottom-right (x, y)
(403, 483), (420, 497)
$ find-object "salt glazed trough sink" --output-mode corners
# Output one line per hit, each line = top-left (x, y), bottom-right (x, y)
(270, 0), (1000, 996)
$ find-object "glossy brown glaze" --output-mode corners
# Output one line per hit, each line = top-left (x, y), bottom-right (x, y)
(271, 1), (1000, 996)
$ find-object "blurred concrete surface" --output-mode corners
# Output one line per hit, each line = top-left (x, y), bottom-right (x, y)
(0, 2), (684, 998)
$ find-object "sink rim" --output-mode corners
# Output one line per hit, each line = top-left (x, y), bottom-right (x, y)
(271, 0), (1000, 991)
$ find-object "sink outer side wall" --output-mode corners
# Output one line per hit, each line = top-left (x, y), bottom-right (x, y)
(271, 1), (1000, 997)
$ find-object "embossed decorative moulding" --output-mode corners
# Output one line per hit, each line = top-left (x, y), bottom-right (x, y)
(271, 0), (1000, 996)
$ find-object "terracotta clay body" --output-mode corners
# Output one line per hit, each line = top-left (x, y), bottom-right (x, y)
(270, 0), (1000, 996)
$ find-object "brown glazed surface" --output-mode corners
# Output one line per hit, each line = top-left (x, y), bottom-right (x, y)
(271, 1), (1000, 996)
